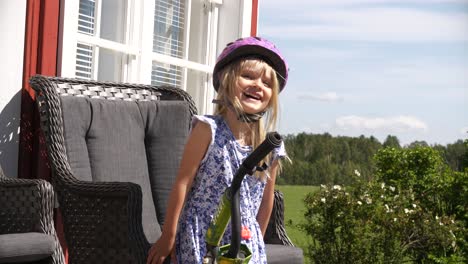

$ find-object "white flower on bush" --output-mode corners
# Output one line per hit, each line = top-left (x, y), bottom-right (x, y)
(412, 204), (417, 208)
(404, 208), (414, 214)
(381, 182), (385, 189)
(333, 185), (342, 190)
(320, 184), (326, 189)
(321, 198), (326, 203)
(450, 230), (456, 238)
(357, 200), (362, 205)
(389, 186), (395, 192)
(365, 197), (372, 204)
(354, 169), (361, 177)
(385, 204), (391, 213)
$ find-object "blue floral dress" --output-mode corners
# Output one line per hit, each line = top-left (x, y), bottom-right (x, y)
(175, 115), (286, 264)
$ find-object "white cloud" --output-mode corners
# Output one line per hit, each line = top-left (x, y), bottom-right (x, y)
(345, 61), (468, 94)
(260, 5), (468, 43)
(262, 0), (468, 10)
(335, 115), (428, 132)
(288, 47), (361, 60)
(298, 92), (341, 102)
(460, 127), (468, 136)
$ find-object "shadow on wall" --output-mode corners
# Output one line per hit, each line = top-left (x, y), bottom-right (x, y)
(0, 90), (21, 178)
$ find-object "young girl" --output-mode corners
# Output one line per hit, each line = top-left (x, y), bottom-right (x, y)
(147, 36), (289, 264)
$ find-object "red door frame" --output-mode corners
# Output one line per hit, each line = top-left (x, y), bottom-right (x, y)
(19, 0), (68, 262)
(251, 0), (259, 36)
(19, 0), (60, 179)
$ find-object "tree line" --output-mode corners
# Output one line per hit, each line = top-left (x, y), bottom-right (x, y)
(278, 132), (468, 185)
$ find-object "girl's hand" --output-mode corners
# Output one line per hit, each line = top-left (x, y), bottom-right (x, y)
(147, 234), (176, 264)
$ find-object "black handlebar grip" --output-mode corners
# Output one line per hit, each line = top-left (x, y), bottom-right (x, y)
(241, 132), (282, 171)
(226, 131), (282, 259)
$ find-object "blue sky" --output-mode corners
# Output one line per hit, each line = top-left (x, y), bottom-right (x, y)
(258, 0), (468, 146)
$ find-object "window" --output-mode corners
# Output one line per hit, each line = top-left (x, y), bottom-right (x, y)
(60, 0), (250, 114)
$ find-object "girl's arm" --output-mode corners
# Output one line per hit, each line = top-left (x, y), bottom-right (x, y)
(147, 121), (211, 264)
(256, 160), (280, 236)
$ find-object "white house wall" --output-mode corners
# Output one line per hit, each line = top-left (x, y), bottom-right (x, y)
(0, 0), (27, 178)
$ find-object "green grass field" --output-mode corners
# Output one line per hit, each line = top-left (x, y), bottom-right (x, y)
(275, 185), (320, 263)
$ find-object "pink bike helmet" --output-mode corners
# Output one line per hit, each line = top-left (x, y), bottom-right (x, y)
(213, 36), (288, 92)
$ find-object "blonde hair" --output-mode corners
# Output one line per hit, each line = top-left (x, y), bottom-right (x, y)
(214, 59), (281, 179)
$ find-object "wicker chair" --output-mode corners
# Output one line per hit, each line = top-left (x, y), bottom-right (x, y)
(30, 75), (302, 263)
(0, 166), (65, 264)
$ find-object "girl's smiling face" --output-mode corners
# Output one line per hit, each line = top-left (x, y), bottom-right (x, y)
(235, 60), (274, 114)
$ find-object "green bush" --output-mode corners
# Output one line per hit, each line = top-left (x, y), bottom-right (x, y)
(302, 146), (467, 263)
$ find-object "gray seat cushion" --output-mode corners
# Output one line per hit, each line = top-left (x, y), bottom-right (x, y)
(266, 244), (303, 264)
(0, 232), (55, 263)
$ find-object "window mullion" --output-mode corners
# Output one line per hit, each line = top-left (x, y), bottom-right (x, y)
(199, 1), (214, 114)
(60, 0), (81, 77)
(94, 0), (102, 39)
(151, 52), (212, 73)
(239, 0), (251, 37)
(92, 0), (102, 79)
(76, 34), (138, 55)
(203, 2), (221, 115)
(139, 0), (156, 84)
(92, 46), (100, 80)
(122, 0), (131, 82)
(128, 0), (140, 83)
(181, 0), (192, 92)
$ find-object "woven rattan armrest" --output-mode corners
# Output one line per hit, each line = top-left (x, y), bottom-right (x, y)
(0, 168), (65, 264)
(0, 176), (54, 235)
(264, 190), (295, 246)
(53, 172), (151, 263)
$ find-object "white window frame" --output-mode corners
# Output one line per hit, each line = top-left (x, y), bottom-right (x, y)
(59, 0), (253, 114)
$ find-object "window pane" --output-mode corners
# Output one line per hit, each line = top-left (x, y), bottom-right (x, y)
(98, 48), (125, 82)
(152, 0), (186, 86)
(100, 0), (128, 43)
(78, 0), (95, 35)
(78, 0), (128, 43)
(76, 43), (93, 80)
(153, 0), (185, 58)
(151, 61), (182, 87)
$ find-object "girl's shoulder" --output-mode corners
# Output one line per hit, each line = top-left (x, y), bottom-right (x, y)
(191, 114), (229, 143)
(191, 115), (226, 132)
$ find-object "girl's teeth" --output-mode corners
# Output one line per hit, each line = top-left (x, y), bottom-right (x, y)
(244, 93), (259, 100)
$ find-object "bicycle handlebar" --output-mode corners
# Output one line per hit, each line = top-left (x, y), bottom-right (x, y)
(226, 131), (282, 259)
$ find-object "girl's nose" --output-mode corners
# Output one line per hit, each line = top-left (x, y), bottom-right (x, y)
(252, 77), (263, 88)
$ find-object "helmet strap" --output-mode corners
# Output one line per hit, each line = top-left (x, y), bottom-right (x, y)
(212, 99), (265, 123)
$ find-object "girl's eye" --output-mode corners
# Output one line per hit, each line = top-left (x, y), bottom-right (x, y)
(241, 73), (254, 79)
(262, 80), (271, 88)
